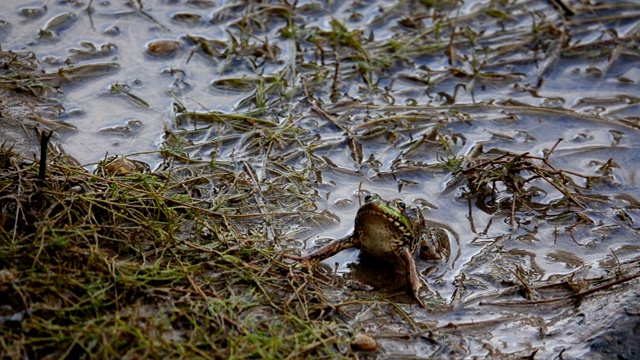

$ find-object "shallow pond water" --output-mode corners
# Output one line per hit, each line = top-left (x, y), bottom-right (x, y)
(2, 0), (640, 358)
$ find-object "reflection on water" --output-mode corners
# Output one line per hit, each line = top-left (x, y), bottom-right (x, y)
(2, 0), (249, 164)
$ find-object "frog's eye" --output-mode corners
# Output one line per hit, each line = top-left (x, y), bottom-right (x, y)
(364, 194), (381, 204)
(395, 200), (406, 210)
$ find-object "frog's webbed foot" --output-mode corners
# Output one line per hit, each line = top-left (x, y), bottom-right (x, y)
(286, 236), (357, 268)
(400, 248), (426, 307)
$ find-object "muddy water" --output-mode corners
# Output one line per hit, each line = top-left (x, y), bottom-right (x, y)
(2, 0), (236, 164)
(2, 0), (640, 358)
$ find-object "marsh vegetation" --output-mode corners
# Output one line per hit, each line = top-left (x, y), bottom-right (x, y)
(1, 0), (640, 358)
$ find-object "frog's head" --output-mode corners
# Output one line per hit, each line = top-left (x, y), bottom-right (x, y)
(354, 194), (415, 253)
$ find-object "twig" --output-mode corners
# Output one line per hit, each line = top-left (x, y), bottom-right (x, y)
(545, 138), (563, 161)
(37, 129), (53, 183)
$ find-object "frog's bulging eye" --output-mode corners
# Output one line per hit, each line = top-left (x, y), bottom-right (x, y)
(364, 194), (381, 203)
(395, 200), (406, 210)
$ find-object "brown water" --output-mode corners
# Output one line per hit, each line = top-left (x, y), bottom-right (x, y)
(2, 0), (640, 358)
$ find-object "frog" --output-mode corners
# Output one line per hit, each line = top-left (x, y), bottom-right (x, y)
(289, 194), (450, 307)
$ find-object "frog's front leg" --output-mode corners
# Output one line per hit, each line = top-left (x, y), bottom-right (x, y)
(400, 248), (426, 307)
(286, 236), (358, 267)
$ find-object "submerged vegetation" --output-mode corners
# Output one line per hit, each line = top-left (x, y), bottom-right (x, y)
(2, 0), (640, 358)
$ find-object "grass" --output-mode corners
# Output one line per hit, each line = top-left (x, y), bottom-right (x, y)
(3, 0), (640, 358)
(0, 147), (350, 359)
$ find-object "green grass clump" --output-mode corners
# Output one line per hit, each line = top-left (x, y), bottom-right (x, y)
(0, 150), (349, 359)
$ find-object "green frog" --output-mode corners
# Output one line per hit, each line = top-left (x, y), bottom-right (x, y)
(289, 194), (450, 307)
